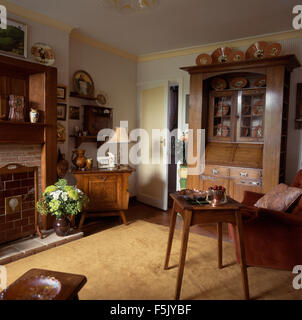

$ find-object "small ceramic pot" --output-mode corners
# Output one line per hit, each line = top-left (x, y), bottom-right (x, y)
(30, 108), (39, 123)
(53, 217), (70, 237)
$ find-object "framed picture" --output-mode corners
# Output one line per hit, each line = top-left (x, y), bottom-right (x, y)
(69, 106), (80, 120)
(57, 85), (67, 102)
(0, 19), (27, 58)
(57, 103), (67, 121)
(73, 70), (94, 98)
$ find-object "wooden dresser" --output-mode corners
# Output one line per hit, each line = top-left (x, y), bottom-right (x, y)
(181, 55), (300, 202)
(72, 166), (135, 228)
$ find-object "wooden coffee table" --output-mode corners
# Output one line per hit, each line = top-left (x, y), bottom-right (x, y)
(164, 193), (249, 300)
(0, 269), (87, 300)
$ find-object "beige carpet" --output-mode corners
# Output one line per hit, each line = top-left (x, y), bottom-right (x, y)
(4, 220), (301, 300)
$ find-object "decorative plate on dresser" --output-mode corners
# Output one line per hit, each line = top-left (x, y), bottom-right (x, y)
(211, 77), (227, 90)
(246, 42), (268, 60)
(211, 47), (233, 64)
(264, 43), (282, 58)
(196, 53), (212, 65)
(230, 77), (248, 89)
(229, 51), (245, 62)
(254, 76), (266, 88)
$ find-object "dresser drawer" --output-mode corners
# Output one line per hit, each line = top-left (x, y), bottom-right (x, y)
(230, 168), (262, 180)
(203, 165), (230, 177)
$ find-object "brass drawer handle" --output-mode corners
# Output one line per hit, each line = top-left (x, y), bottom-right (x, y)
(102, 176), (108, 182)
(249, 181), (261, 186)
(240, 172), (248, 177)
(212, 169), (219, 175)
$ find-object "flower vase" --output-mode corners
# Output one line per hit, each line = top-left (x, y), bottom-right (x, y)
(178, 165), (188, 190)
(53, 217), (70, 237)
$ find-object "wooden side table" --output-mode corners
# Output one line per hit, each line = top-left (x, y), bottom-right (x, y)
(0, 269), (87, 300)
(72, 166), (135, 228)
(164, 193), (249, 300)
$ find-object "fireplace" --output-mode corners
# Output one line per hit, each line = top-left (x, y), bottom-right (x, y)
(0, 54), (58, 231)
(0, 145), (41, 244)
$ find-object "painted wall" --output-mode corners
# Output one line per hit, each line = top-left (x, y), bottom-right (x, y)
(3, 12), (138, 196)
(67, 38), (137, 195)
(137, 37), (302, 184)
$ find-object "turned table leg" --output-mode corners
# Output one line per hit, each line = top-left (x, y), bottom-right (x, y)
(175, 210), (192, 300)
(235, 211), (250, 300)
(164, 201), (177, 270)
(119, 210), (128, 225)
(217, 222), (223, 269)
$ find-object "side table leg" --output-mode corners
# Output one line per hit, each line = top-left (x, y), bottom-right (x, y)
(235, 211), (250, 300)
(119, 211), (128, 225)
(164, 202), (177, 270)
(175, 210), (192, 300)
(217, 222), (223, 269)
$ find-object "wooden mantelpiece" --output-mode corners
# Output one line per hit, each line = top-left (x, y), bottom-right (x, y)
(0, 54), (57, 230)
(182, 55), (300, 199)
(0, 121), (45, 144)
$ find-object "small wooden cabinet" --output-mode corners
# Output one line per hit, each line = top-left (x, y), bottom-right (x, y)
(72, 166), (135, 228)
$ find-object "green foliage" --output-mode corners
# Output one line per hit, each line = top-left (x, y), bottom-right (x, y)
(37, 179), (89, 218)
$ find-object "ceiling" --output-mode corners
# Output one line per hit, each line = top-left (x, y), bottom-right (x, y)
(8, 0), (299, 55)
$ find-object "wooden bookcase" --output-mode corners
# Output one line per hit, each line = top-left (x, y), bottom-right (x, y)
(181, 55), (300, 201)
(0, 54), (57, 229)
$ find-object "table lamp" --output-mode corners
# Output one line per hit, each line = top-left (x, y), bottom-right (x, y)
(107, 127), (129, 168)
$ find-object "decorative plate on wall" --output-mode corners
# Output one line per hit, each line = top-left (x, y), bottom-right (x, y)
(230, 77), (248, 89)
(211, 78), (227, 90)
(31, 43), (55, 66)
(254, 76), (266, 87)
(246, 42), (268, 60)
(96, 91), (109, 106)
(73, 70), (95, 98)
(195, 53), (212, 66)
(211, 47), (233, 64)
(264, 43), (282, 58)
(229, 51), (245, 62)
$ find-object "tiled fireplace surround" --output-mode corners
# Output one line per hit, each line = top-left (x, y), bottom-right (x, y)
(0, 144), (41, 244)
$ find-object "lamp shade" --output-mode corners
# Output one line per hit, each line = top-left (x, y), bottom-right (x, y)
(108, 127), (129, 143)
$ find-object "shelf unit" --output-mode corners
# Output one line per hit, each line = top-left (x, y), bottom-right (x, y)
(181, 55), (300, 200)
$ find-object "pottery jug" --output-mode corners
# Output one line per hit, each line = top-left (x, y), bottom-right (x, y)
(72, 149), (87, 169)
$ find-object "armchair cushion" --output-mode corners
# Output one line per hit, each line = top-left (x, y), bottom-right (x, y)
(254, 183), (302, 212)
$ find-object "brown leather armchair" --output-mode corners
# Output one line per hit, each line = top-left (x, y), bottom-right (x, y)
(229, 170), (302, 271)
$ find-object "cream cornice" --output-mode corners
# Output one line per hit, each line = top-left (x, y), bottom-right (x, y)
(70, 31), (138, 62)
(1, 0), (75, 33)
(138, 29), (302, 63)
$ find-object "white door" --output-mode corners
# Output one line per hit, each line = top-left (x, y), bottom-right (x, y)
(137, 83), (169, 210)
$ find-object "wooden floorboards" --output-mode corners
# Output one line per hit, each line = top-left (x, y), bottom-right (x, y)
(77, 201), (231, 242)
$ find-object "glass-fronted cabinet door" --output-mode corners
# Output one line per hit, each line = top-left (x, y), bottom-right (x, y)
(236, 88), (266, 143)
(208, 91), (237, 142)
